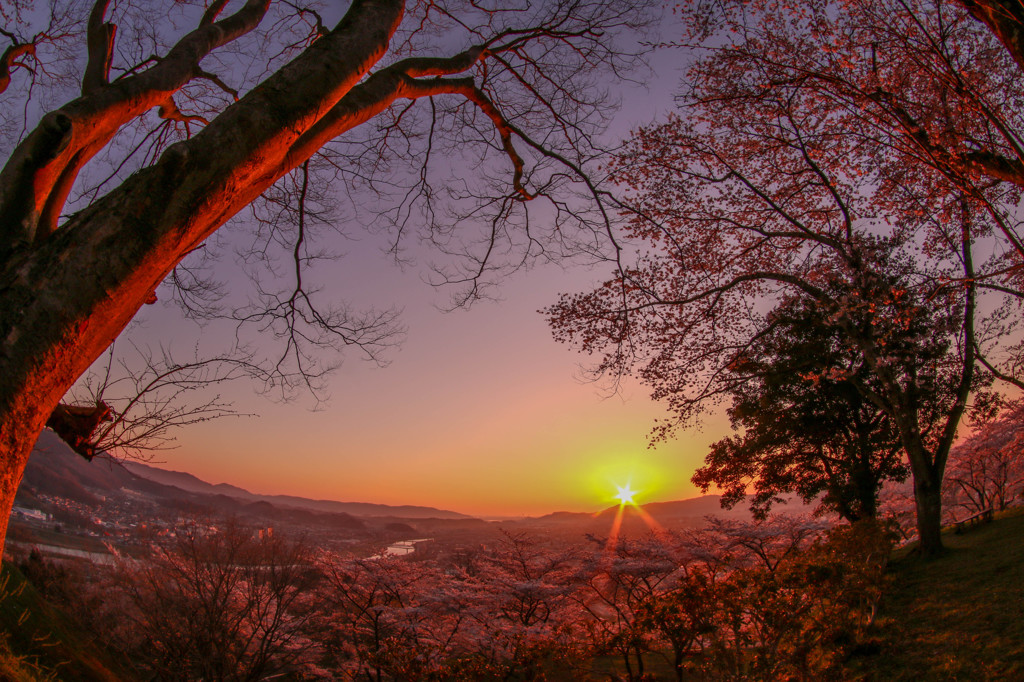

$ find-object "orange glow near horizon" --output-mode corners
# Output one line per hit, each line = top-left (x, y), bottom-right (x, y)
(126, 263), (733, 519)
(631, 503), (666, 535)
(180, 317), (692, 519)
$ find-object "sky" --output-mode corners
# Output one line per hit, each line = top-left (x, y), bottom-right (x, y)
(82, 11), (735, 520)
(136, 258), (732, 518)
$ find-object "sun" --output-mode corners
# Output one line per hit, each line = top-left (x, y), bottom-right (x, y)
(614, 483), (638, 506)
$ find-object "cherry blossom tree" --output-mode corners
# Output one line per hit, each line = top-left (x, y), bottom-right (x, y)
(682, 0), (1024, 253)
(314, 553), (495, 679)
(945, 399), (1024, 514)
(462, 530), (582, 679)
(959, 1), (1024, 76)
(571, 534), (682, 681)
(113, 521), (317, 680)
(638, 517), (888, 680)
(714, 521), (890, 679)
(315, 555), (433, 679)
(28, 518), (897, 680)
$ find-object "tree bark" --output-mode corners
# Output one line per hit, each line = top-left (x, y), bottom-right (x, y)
(0, 0), (274, 249)
(959, 0), (1024, 76)
(0, 407), (51, 553)
(913, 469), (945, 557)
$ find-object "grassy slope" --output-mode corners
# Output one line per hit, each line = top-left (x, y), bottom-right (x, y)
(851, 507), (1024, 680)
(0, 563), (132, 682)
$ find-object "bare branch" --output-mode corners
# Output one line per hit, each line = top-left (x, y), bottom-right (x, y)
(67, 344), (269, 458)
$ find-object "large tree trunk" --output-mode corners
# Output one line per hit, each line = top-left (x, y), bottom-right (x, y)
(891, 428), (949, 558)
(912, 469), (945, 557)
(0, 407), (52, 552)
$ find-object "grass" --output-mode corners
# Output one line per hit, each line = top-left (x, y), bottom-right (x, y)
(849, 506), (1024, 680)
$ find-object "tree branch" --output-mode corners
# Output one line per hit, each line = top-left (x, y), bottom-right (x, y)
(81, 0), (115, 95)
(0, 40), (35, 95)
(0, 0), (273, 250)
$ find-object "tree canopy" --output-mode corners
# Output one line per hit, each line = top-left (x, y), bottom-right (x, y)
(692, 294), (910, 523)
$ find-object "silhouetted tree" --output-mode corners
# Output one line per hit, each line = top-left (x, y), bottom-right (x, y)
(71, 521), (893, 680)
(115, 521), (316, 681)
(634, 517), (887, 680)
(571, 534), (680, 681)
(315, 554), (486, 680)
(463, 530), (580, 679)
(685, 0), (1024, 258)
(693, 294), (910, 522)
(945, 399), (1024, 514)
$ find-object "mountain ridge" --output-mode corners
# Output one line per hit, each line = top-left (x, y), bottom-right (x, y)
(121, 460), (474, 520)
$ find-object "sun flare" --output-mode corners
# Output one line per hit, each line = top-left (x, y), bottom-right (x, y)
(614, 483), (638, 506)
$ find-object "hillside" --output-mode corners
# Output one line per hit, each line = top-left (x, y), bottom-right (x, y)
(20, 431), (169, 505)
(14, 432), (362, 534)
(5, 470), (1024, 680)
(0, 562), (133, 681)
(122, 460), (474, 520)
(850, 507), (1024, 679)
(19, 430), (469, 523)
(514, 494), (816, 536)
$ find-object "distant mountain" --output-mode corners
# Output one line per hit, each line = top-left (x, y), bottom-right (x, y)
(119, 462), (255, 499)
(16, 431), (455, 532)
(515, 494), (816, 535)
(21, 430), (177, 503)
(122, 461), (473, 520)
(598, 495), (814, 522)
(20, 430), (811, 533)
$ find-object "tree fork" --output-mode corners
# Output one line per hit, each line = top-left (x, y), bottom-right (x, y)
(0, 0), (274, 250)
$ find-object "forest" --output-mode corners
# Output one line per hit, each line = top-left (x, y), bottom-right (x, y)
(6, 405), (1022, 679)
(14, 517), (892, 680)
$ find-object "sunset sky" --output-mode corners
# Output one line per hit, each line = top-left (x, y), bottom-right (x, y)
(134, 261), (731, 518)
(95, 30), (731, 519)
